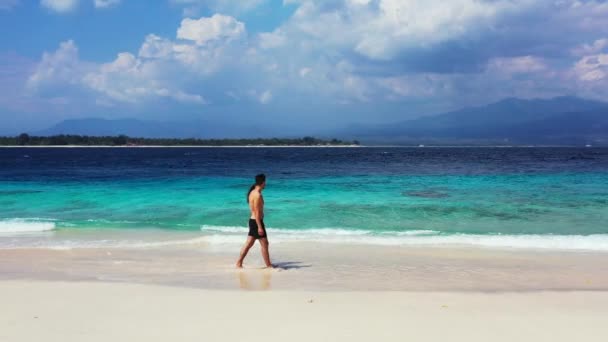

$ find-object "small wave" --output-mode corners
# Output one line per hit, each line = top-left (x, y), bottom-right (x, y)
(201, 225), (376, 236)
(0, 218), (56, 234)
(416, 233), (608, 251)
(199, 225), (608, 251)
(0, 236), (209, 250)
(121, 237), (209, 248)
(394, 230), (439, 236)
(3, 224), (608, 252)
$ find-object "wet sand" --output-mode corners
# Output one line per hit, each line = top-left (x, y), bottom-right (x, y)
(1, 241), (608, 291)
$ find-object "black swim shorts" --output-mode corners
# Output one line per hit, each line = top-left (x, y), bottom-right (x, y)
(248, 219), (267, 239)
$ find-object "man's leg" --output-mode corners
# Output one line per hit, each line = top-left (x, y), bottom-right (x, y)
(236, 236), (256, 268)
(259, 238), (272, 268)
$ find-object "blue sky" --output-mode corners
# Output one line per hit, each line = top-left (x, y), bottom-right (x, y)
(1, 0), (608, 135)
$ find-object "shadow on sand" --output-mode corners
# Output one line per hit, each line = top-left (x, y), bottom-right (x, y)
(272, 261), (312, 270)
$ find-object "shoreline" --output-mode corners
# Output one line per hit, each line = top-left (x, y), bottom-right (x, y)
(2, 241), (608, 292)
(0, 144), (363, 148)
(0, 144), (605, 148)
(4, 223), (608, 252)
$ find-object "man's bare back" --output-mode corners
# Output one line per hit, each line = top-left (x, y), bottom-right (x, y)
(249, 189), (264, 220)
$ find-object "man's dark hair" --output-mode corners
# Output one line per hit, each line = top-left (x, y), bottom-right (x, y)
(247, 173), (266, 203)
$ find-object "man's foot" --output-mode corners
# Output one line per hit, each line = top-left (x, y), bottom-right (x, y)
(264, 264), (274, 269)
(236, 261), (243, 268)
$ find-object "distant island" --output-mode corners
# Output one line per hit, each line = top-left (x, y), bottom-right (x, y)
(0, 134), (360, 147)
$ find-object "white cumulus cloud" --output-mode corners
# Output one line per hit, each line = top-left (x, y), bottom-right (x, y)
(26, 14), (249, 107)
(139, 34), (175, 59)
(82, 51), (208, 104)
(284, 0), (535, 61)
(258, 30), (287, 49)
(27, 40), (87, 89)
(486, 56), (547, 75)
(572, 38), (608, 57)
(574, 54), (608, 82)
(177, 14), (246, 45)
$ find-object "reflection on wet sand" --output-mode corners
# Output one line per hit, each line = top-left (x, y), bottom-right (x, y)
(237, 269), (272, 291)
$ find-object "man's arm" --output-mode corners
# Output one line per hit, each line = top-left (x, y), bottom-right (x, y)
(251, 192), (265, 237)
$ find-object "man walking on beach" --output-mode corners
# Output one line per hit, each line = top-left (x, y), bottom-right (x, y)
(236, 174), (272, 268)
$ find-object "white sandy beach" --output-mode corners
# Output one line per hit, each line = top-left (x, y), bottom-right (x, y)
(1, 280), (607, 342)
(2, 233), (608, 341)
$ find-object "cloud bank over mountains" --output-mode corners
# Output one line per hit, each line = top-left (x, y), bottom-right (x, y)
(2, 0), (608, 133)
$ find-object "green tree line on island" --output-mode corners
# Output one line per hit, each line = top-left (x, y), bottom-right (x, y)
(0, 133), (360, 146)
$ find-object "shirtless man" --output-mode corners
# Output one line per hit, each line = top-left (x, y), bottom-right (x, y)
(236, 173), (272, 268)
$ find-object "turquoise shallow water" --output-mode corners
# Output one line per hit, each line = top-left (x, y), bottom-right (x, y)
(1, 173), (607, 235)
(1, 147), (608, 250)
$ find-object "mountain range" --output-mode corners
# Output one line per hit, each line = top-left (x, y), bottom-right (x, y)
(339, 96), (608, 145)
(31, 96), (608, 145)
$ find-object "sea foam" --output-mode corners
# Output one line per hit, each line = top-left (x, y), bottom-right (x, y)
(1, 223), (607, 252)
(200, 225), (608, 251)
(0, 219), (56, 235)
